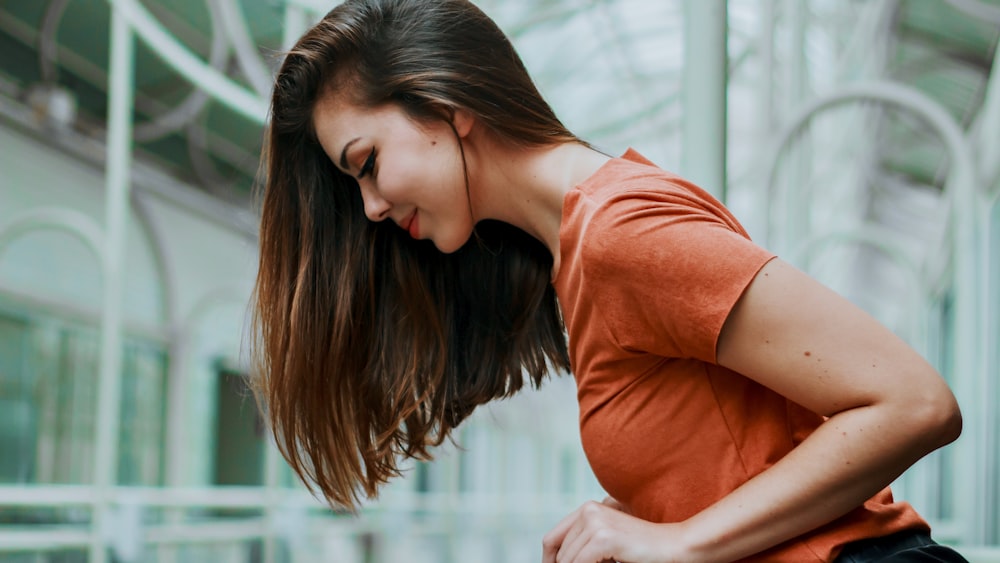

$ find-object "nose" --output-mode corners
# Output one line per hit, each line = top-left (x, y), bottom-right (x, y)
(358, 181), (391, 222)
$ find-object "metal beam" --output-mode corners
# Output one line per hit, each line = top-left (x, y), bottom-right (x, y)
(105, 0), (267, 123)
(90, 7), (135, 562)
(681, 0), (728, 201)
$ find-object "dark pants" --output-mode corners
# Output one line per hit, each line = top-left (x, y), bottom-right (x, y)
(835, 531), (970, 562)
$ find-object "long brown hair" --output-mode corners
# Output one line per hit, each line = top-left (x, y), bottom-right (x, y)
(252, 0), (578, 509)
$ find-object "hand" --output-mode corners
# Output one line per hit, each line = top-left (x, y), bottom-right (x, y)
(541, 499), (693, 563)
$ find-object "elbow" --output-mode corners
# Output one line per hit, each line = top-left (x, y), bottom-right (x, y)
(937, 395), (963, 446)
(907, 386), (963, 451)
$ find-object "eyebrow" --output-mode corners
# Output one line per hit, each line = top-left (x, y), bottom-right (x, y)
(339, 137), (360, 171)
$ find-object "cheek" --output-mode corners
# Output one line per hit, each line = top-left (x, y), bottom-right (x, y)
(379, 148), (435, 198)
(373, 163), (413, 202)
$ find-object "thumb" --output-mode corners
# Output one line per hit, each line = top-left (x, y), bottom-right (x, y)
(601, 496), (631, 515)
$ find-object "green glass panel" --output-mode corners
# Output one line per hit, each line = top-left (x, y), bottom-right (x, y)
(0, 315), (34, 483)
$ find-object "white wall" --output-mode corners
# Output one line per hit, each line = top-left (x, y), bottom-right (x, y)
(0, 124), (164, 329)
(0, 122), (257, 486)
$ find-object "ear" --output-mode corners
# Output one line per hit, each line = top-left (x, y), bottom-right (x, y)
(452, 107), (475, 139)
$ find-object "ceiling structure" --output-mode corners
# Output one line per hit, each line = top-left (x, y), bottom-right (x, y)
(0, 0), (280, 204)
(0, 2), (997, 337)
(0, 1), (995, 212)
(0, 0), (996, 320)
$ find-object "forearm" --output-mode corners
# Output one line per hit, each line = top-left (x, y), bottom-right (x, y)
(679, 403), (957, 562)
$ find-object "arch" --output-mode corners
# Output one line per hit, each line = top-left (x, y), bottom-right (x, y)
(132, 0), (229, 143)
(180, 285), (254, 357)
(0, 208), (107, 270)
(763, 82), (977, 350)
(129, 193), (176, 330)
(977, 53), (1000, 194)
(764, 80), (983, 542)
(791, 228), (926, 296)
(38, 0), (72, 82)
(0, 205), (174, 334)
(164, 284), (254, 487)
(790, 228), (929, 349)
(765, 81), (977, 269)
(104, 0), (267, 122)
(216, 0), (273, 96)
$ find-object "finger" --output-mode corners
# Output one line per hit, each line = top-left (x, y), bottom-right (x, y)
(602, 496), (636, 517)
(542, 505), (584, 563)
(558, 501), (607, 563)
(601, 496), (626, 512)
(556, 514), (592, 563)
(575, 536), (620, 563)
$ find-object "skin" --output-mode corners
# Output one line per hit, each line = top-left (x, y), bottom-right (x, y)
(541, 259), (962, 562)
(312, 93), (608, 256)
(313, 95), (478, 253)
(313, 94), (963, 563)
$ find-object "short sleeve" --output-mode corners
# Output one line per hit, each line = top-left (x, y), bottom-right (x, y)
(583, 192), (775, 363)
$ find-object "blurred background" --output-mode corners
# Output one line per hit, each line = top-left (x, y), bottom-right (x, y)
(0, 0), (998, 561)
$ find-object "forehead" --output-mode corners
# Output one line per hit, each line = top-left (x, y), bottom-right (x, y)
(313, 93), (372, 140)
(312, 93), (414, 145)
(311, 95), (379, 166)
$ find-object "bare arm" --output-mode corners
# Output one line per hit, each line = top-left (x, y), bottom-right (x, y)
(543, 258), (961, 563)
(680, 258), (961, 560)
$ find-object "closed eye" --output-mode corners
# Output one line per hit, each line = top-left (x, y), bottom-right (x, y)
(358, 148), (376, 179)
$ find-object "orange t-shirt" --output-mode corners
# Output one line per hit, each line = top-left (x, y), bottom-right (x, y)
(552, 149), (928, 562)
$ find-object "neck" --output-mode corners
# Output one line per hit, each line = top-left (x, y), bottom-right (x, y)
(464, 136), (610, 278)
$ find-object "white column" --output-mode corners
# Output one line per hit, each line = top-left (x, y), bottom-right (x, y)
(681, 0), (728, 202)
(985, 196), (1000, 542)
(975, 45), (1000, 192)
(263, 428), (284, 563)
(282, 2), (310, 50)
(90, 5), (135, 563)
(782, 0), (809, 255)
(758, 0), (776, 137)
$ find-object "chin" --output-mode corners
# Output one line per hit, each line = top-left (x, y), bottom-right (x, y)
(434, 239), (465, 254)
(433, 229), (475, 254)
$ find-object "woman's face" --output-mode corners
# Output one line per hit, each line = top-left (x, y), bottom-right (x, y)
(312, 94), (475, 253)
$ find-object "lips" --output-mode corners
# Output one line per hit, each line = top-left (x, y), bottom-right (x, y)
(401, 210), (419, 239)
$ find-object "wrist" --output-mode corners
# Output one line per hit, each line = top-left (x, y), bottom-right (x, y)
(675, 516), (725, 563)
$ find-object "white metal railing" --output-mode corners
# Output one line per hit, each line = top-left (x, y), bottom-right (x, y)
(0, 485), (583, 562)
(2, 484), (999, 562)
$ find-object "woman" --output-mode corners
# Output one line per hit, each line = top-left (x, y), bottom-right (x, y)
(251, 1), (967, 561)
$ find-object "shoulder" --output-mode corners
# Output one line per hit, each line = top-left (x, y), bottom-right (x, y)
(573, 174), (747, 269)
(557, 153), (776, 359)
